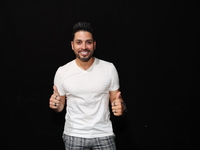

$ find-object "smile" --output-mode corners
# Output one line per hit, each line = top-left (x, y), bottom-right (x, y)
(79, 50), (90, 56)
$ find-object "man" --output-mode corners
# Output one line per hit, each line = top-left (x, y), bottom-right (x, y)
(49, 22), (126, 150)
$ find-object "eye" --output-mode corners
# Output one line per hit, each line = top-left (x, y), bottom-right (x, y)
(86, 41), (92, 44)
(76, 41), (82, 45)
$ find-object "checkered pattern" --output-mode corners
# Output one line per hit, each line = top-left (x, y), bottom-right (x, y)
(62, 134), (116, 150)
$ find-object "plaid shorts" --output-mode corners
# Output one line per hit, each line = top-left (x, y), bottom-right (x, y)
(62, 134), (116, 150)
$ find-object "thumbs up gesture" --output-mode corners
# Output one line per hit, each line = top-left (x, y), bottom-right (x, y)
(49, 86), (62, 110)
(111, 92), (124, 116)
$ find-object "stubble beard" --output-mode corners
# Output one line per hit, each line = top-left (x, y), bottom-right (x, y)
(76, 50), (93, 62)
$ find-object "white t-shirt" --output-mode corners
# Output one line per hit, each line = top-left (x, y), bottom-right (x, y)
(54, 58), (119, 138)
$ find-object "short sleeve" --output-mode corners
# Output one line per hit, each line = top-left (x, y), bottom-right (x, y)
(109, 63), (120, 91)
(54, 68), (66, 96)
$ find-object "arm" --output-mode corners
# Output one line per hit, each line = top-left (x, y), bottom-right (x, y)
(109, 89), (126, 116)
(49, 86), (66, 113)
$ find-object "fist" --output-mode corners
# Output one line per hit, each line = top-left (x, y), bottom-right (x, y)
(111, 92), (123, 116)
(49, 86), (61, 109)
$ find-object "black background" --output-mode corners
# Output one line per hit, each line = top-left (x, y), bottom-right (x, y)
(1, 0), (199, 150)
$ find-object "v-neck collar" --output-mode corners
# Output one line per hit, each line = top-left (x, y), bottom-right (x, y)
(74, 58), (97, 72)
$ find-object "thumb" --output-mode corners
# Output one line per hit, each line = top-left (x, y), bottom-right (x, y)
(116, 91), (121, 100)
(53, 85), (60, 95)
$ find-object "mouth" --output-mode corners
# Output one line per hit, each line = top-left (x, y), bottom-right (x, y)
(79, 50), (90, 56)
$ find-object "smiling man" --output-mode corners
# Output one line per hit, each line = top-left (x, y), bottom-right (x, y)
(49, 22), (127, 150)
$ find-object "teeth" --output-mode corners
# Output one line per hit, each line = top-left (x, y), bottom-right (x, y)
(80, 51), (89, 55)
(81, 52), (88, 54)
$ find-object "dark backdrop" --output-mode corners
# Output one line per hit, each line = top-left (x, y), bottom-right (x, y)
(1, 0), (199, 150)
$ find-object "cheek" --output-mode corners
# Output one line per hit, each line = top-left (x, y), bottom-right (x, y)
(72, 45), (79, 51)
(88, 45), (95, 50)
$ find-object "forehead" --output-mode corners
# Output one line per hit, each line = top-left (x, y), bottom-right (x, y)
(74, 31), (93, 40)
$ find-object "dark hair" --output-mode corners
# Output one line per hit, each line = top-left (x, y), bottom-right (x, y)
(72, 22), (95, 40)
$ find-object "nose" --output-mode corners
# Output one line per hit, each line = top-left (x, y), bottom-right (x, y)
(82, 42), (87, 49)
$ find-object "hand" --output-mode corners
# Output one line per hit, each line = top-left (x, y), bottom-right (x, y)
(111, 92), (123, 116)
(49, 86), (61, 109)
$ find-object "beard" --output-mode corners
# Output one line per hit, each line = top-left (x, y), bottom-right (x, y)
(76, 49), (94, 62)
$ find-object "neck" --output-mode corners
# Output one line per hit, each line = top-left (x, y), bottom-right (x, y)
(75, 57), (95, 70)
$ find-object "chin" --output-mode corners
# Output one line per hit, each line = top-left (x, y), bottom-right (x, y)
(78, 56), (91, 62)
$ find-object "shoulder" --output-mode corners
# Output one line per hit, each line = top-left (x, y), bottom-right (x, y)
(57, 59), (75, 72)
(94, 58), (117, 74)
(95, 58), (114, 67)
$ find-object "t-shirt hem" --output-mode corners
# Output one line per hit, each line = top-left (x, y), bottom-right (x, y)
(63, 132), (115, 138)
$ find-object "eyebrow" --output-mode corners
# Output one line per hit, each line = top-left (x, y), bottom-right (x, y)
(74, 39), (94, 41)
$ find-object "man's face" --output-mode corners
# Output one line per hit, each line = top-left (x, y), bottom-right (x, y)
(71, 31), (96, 62)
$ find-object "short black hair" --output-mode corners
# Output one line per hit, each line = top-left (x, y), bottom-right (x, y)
(72, 22), (95, 40)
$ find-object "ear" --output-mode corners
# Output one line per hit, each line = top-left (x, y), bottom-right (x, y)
(94, 41), (96, 50)
(71, 41), (74, 50)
